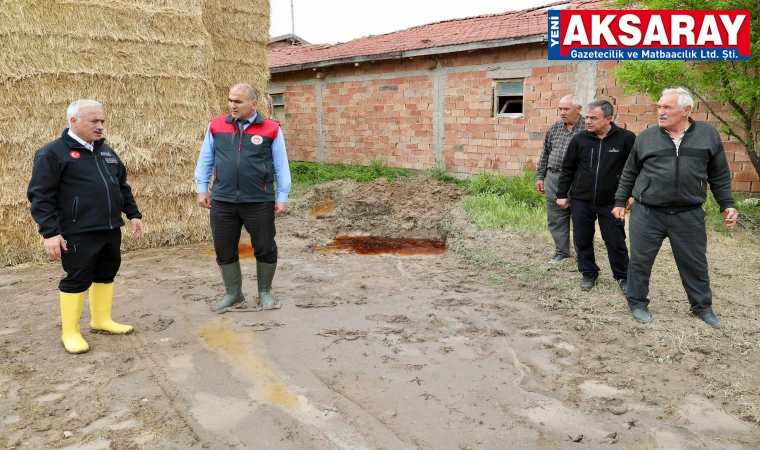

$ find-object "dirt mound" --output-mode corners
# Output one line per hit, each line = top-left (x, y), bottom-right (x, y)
(331, 178), (465, 240)
(289, 179), (359, 213)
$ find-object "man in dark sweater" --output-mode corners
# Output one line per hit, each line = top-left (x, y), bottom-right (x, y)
(556, 100), (636, 292)
(27, 100), (144, 354)
(613, 88), (737, 327)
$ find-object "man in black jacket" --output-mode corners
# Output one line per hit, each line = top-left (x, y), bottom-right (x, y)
(27, 100), (144, 354)
(613, 88), (737, 327)
(556, 100), (636, 292)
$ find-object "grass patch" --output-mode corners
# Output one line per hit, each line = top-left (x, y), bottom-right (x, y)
(428, 166), (469, 188)
(290, 160), (413, 192)
(430, 169), (548, 235)
(464, 194), (547, 235)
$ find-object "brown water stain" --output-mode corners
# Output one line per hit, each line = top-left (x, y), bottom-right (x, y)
(309, 201), (336, 217)
(201, 244), (255, 259)
(199, 321), (304, 410)
(317, 235), (445, 256)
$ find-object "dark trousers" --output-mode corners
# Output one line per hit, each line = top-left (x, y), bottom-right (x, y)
(628, 203), (712, 313)
(60, 229), (121, 293)
(570, 199), (629, 280)
(545, 170), (572, 257)
(210, 200), (277, 265)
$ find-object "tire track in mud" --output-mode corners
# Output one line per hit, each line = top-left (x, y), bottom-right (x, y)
(128, 311), (208, 448)
(311, 369), (424, 450)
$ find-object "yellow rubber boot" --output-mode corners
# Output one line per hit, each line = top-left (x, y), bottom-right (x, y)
(89, 282), (133, 335)
(60, 292), (89, 354)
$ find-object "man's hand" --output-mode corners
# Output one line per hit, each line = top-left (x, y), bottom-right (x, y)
(721, 207), (739, 229)
(274, 202), (289, 215)
(535, 180), (545, 195)
(556, 198), (569, 209)
(612, 206), (626, 219)
(197, 193), (211, 209)
(626, 197), (634, 210)
(43, 235), (67, 259)
(130, 218), (145, 239)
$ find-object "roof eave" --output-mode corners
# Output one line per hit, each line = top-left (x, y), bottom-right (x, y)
(270, 34), (546, 73)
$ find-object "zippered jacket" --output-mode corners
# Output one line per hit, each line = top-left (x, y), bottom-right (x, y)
(556, 122), (636, 205)
(27, 130), (142, 239)
(614, 120), (734, 213)
(208, 114), (280, 203)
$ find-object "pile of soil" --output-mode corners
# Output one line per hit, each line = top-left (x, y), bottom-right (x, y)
(330, 178), (465, 240)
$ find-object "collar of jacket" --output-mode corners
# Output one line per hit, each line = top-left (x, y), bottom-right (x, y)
(225, 112), (264, 125)
(658, 117), (695, 136)
(60, 128), (106, 150)
(582, 121), (620, 139)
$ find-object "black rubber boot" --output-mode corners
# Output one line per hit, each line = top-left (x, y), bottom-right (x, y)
(694, 310), (723, 327)
(257, 262), (277, 309)
(211, 262), (245, 311)
(631, 308), (652, 323)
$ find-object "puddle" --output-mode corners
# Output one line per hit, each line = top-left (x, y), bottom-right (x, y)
(190, 392), (254, 434)
(515, 398), (611, 441)
(108, 419), (140, 431)
(168, 354), (193, 383)
(678, 394), (751, 432)
(202, 244), (255, 259)
(36, 392), (63, 403)
(310, 200), (336, 217)
(317, 236), (445, 256)
(579, 380), (626, 398)
(2, 415), (20, 425)
(58, 439), (111, 450)
(199, 321), (306, 410)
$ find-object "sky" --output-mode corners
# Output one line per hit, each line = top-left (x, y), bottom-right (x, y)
(269, 0), (561, 44)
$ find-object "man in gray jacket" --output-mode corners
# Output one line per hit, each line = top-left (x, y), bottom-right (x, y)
(613, 87), (738, 327)
(536, 95), (586, 263)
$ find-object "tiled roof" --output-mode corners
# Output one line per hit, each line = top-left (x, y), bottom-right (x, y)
(269, 0), (602, 69)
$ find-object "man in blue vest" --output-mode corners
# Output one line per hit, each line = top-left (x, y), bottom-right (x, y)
(194, 84), (292, 311)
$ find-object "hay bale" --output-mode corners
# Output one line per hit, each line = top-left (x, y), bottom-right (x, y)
(0, 0), (271, 267)
(203, 0), (271, 111)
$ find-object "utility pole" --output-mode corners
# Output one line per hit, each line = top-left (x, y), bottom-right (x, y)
(291, 0), (295, 35)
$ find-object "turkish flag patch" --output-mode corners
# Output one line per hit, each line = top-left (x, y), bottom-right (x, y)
(69, 150), (81, 159)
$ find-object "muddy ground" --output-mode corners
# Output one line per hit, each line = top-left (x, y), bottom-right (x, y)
(1, 176), (759, 449)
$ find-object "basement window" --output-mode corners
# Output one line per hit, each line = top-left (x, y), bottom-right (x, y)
(494, 80), (524, 117)
(271, 94), (285, 119)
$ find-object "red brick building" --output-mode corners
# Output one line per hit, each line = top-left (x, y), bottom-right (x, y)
(267, 0), (759, 192)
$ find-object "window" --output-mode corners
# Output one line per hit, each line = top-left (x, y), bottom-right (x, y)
(271, 94), (285, 119)
(494, 80), (524, 117)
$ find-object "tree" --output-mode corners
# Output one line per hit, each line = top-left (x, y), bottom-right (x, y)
(611, 0), (760, 179)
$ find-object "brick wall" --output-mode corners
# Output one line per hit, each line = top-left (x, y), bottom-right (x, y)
(278, 85), (318, 162)
(322, 77), (435, 169)
(269, 43), (759, 192)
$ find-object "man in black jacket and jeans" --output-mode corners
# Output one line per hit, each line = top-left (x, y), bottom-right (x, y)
(556, 100), (636, 292)
(27, 100), (144, 354)
(613, 88), (737, 327)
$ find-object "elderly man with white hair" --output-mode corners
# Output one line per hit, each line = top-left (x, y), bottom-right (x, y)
(613, 87), (738, 327)
(536, 94), (586, 264)
(27, 99), (144, 353)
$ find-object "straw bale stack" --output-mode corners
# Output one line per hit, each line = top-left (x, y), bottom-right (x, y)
(203, 0), (271, 110)
(0, 0), (271, 266)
